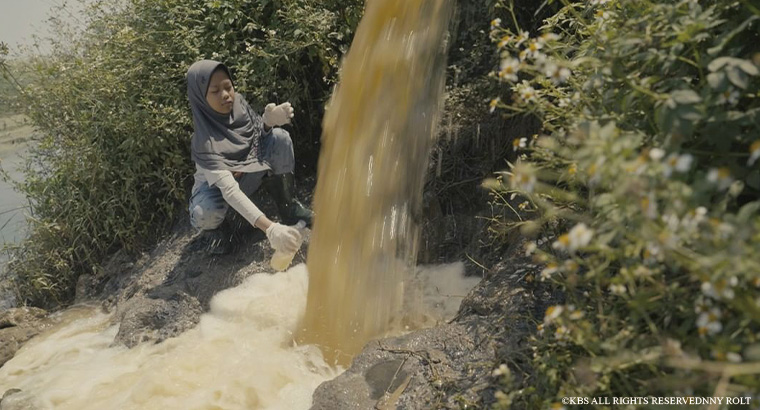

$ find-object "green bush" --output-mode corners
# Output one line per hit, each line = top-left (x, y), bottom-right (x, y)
(487, 0), (760, 407)
(6, 0), (362, 307)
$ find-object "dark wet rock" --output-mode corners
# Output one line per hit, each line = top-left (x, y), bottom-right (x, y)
(113, 290), (202, 348)
(312, 323), (493, 410)
(0, 308), (50, 368)
(311, 260), (548, 409)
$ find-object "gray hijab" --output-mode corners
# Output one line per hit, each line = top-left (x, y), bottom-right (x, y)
(187, 60), (269, 172)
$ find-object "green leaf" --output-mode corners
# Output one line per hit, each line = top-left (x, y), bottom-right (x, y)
(736, 202), (760, 224)
(707, 72), (727, 90)
(737, 59), (759, 76)
(707, 57), (738, 72)
(727, 66), (749, 89)
(671, 89), (701, 105)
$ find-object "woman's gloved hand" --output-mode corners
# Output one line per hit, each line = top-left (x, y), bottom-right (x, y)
(262, 102), (295, 127)
(265, 222), (301, 253)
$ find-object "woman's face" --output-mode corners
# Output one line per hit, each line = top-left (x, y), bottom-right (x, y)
(206, 69), (235, 114)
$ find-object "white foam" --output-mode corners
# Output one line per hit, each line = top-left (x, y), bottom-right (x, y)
(0, 262), (479, 409)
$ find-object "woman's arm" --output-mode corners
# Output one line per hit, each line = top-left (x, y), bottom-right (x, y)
(206, 170), (301, 252)
(208, 170), (269, 232)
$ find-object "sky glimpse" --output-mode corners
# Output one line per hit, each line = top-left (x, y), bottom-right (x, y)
(0, 0), (85, 54)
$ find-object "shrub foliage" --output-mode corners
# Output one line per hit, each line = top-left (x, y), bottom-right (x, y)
(6, 0), (362, 307)
(488, 0), (760, 406)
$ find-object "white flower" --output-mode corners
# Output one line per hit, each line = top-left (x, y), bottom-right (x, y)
(538, 32), (560, 44)
(569, 310), (584, 320)
(695, 206), (707, 219)
(662, 153), (694, 175)
(748, 140), (760, 166)
(544, 305), (564, 323)
(649, 148), (665, 161)
(509, 163), (537, 192)
(594, 9), (612, 20)
(644, 243), (662, 262)
(524, 242), (537, 256)
(676, 154), (694, 172)
(492, 363), (509, 377)
(701, 277), (738, 300)
(717, 88), (740, 106)
(563, 260), (579, 273)
(633, 265), (653, 278)
(609, 283), (627, 295)
(517, 83), (538, 103)
(497, 35), (511, 49)
(498, 57), (520, 82)
(727, 352), (743, 363)
(590, 0), (610, 4)
(540, 263), (558, 280)
(513, 137), (527, 150)
(557, 97), (571, 107)
(544, 62), (571, 85)
(525, 39), (543, 58)
(641, 193), (657, 219)
(490, 18), (501, 29)
(554, 325), (570, 341)
(707, 167), (733, 190)
(514, 30), (529, 47)
(697, 307), (723, 336)
(554, 223), (594, 252)
(489, 97), (500, 113)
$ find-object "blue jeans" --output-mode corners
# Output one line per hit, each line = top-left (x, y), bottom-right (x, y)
(188, 128), (296, 230)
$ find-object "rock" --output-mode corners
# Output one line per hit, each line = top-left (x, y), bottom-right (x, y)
(0, 308), (50, 368)
(311, 259), (547, 409)
(0, 308), (47, 329)
(113, 291), (202, 348)
(0, 389), (41, 410)
(311, 323), (492, 410)
(74, 274), (97, 303)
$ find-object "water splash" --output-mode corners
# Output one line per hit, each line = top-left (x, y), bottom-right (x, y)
(0, 262), (479, 409)
(300, 0), (454, 364)
(0, 266), (337, 410)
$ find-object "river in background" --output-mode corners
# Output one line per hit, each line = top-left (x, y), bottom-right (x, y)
(0, 113), (34, 307)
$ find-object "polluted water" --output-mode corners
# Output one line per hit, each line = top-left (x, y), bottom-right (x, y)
(0, 263), (478, 409)
(0, 0), (479, 408)
(300, 0), (455, 365)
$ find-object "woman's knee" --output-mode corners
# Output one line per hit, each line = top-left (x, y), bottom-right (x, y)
(268, 128), (295, 174)
(189, 202), (227, 230)
(270, 127), (293, 149)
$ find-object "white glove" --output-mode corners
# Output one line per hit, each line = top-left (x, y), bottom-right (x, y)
(265, 222), (301, 253)
(262, 102), (294, 127)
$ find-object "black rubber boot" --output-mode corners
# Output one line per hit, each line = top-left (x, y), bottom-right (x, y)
(263, 173), (314, 227)
(201, 218), (234, 255)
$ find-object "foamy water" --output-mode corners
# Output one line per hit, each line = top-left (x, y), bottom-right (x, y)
(0, 262), (479, 410)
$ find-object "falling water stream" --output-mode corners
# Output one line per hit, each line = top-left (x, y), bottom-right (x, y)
(300, 0), (454, 364)
(0, 0), (468, 408)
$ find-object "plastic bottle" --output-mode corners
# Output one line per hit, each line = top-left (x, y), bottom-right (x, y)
(270, 220), (307, 271)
